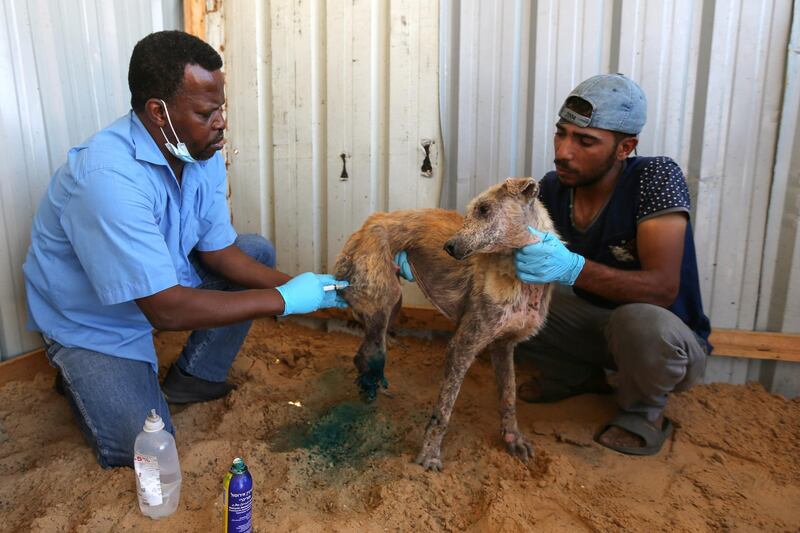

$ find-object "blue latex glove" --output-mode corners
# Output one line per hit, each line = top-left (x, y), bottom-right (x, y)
(394, 250), (414, 281)
(275, 273), (349, 316)
(514, 226), (585, 285)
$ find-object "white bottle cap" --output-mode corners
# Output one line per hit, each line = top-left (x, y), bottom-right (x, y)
(143, 409), (165, 432)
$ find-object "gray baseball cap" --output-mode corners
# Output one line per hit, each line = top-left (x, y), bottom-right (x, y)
(558, 73), (647, 135)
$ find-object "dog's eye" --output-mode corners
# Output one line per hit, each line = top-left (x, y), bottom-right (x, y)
(477, 204), (490, 217)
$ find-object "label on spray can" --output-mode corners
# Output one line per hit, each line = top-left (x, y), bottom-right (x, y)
(223, 457), (253, 533)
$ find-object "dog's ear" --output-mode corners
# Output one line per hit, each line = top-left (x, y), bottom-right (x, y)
(503, 177), (539, 203)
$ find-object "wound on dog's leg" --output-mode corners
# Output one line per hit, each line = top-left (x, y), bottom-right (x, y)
(415, 325), (485, 471)
(353, 320), (389, 402)
(354, 348), (388, 402)
(353, 309), (393, 402)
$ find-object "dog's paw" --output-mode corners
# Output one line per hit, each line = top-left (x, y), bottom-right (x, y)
(357, 383), (378, 403)
(355, 373), (389, 403)
(504, 431), (534, 462)
(414, 449), (443, 472)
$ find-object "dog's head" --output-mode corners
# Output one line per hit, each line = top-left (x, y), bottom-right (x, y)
(443, 177), (551, 260)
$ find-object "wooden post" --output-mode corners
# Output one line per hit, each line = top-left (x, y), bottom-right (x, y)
(184, 0), (206, 39)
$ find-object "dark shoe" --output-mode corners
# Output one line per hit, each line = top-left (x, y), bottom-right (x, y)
(161, 365), (236, 404)
(517, 370), (612, 403)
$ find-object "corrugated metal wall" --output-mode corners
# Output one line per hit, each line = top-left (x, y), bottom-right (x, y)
(210, 0), (442, 307)
(2, 0), (798, 396)
(0, 0), (182, 360)
(757, 3), (800, 395)
(438, 0), (800, 395)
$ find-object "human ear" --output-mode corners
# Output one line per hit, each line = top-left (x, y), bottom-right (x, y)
(143, 99), (168, 128)
(618, 137), (638, 160)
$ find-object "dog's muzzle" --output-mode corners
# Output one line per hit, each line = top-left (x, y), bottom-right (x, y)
(443, 239), (469, 260)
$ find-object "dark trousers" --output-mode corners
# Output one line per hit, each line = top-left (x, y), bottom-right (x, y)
(515, 284), (708, 421)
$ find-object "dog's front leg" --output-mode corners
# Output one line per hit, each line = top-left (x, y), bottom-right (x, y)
(488, 340), (534, 462)
(415, 324), (486, 472)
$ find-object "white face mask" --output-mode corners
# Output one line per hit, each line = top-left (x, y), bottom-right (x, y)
(158, 99), (197, 164)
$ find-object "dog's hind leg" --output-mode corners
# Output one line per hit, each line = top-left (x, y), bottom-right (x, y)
(415, 315), (490, 471)
(353, 296), (401, 402)
(487, 339), (534, 461)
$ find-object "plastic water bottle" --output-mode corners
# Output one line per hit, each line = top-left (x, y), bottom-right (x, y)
(134, 409), (182, 519)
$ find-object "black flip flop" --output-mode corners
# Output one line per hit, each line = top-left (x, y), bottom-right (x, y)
(594, 412), (673, 456)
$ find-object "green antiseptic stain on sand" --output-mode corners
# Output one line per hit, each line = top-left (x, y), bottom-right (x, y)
(271, 401), (398, 466)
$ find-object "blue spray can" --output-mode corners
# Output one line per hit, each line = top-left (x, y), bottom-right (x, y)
(223, 457), (253, 533)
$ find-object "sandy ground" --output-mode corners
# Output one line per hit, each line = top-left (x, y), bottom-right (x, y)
(1, 318), (799, 532)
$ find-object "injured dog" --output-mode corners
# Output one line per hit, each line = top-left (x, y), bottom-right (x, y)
(333, 177), (554, 471)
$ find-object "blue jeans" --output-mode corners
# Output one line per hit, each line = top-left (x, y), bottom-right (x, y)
(179, 234), (276, 382)
(45, 234), (276, 468)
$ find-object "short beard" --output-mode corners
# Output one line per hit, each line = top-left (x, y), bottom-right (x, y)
(579, 149), (617, 187)
(576, 150), (619, 187)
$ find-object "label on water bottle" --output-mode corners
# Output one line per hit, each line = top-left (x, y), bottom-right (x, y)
(134, 453), (163, 506)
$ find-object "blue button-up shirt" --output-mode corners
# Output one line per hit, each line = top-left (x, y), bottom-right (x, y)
(23, 111), (237, 372)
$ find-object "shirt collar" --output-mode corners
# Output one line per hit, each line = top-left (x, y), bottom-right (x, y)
(129, 110), (212, 169)
(129, 110), (170, 166)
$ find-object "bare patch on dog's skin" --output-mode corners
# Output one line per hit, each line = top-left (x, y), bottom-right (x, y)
(334, 177), (554, 470)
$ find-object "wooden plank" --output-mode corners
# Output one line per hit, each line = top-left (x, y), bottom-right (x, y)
(309, 306), (800, 362)
(0, 348), (54, 387)
(183, 0), (206, 38)
(2, 312), (796, 386)
(709, 329), (800, 362)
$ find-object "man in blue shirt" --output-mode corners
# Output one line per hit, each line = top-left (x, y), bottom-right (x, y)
(512, 74), (711, 456)
(23, 31), (347, 468)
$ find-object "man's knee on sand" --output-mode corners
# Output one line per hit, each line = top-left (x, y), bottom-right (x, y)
(66, 386), (176, 469)
(235, 233), (276, 268)
(93, 412), (176, 469)
(52, 345), (176, 469)
(606, 303), (705, 391)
